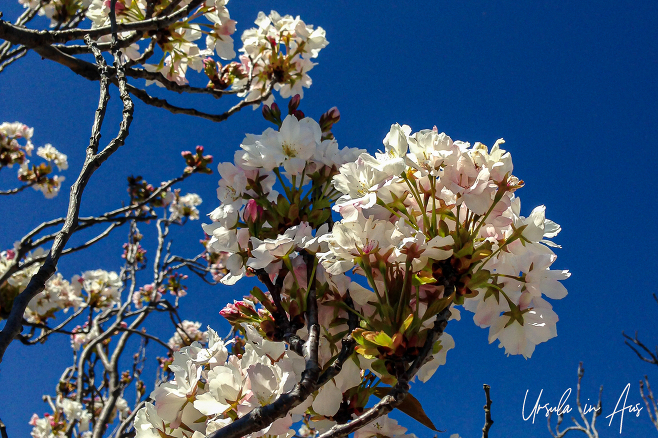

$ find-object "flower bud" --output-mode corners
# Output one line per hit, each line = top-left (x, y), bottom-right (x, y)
(244, 199), (264, 223)
(288, 94), (301, 114)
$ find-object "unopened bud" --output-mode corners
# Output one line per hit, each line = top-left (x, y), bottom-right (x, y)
(288, 94), (301, 114)
(244, 199), (264, 223)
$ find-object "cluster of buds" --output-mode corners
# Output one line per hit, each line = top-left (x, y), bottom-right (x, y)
(203, 58), (247, 90)
(162, 272), (188, 298)
(182, 146), (213, 174)
(122, 237), (147, 268)
(261, 95), (306, 127)
(132, 283), (162, 309)
(127, 175), (166, 208)
(219, 292), (280, 336)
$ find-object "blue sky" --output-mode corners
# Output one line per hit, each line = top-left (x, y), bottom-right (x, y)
(1, 1), (658, 437)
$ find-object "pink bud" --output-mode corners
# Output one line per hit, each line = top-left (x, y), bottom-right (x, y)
(196, 145), (204, 154)
(244, 199), (264, 223)
(220, 302), (240, 317)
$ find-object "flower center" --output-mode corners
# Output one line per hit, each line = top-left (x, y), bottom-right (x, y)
(281, 142), (297, 158)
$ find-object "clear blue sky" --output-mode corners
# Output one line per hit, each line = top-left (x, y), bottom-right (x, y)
(1, 1), (658, 437)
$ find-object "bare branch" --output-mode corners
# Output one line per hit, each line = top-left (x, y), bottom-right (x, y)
(624, 330), (658, 366)
(125, 82), (274, 122)
(482, 384), (493, 438)
(113, 400), (146, 438)
(0, 182), (35, 195)
(0, 33), (134, 364)
(116, 327), (173, 352)
(0, 45), (27, 73)
(640, 376), (658, 431)
(547, 362), (601, 438)
(19, 306), (86, 344)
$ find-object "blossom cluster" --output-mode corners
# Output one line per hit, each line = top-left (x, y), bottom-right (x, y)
(193, 105), (568, 425)
(0, 247), (122, 324)
(235, 11), (328, 103)
(1, 121), (67, 198)
(17, 0), (328, 106)
(29, 395), (130, 438)
(136, 324), (371, 438)
(17, 0), (91, 27)
(322, 124), (569, 359)
(150, 105), (465, 437)
(167, 320), (208, 351)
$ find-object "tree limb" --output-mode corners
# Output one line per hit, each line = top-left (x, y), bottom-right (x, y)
(481, 384), (493, 438)
(0, 0), (204, 47)
(0, 33), (134, 364)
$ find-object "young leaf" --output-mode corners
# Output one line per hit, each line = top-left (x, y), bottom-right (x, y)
(372, 388), (441, 431)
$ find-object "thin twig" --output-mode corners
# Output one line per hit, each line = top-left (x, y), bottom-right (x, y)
(547, 362), (601, 438)
(482, 384), (493, 438)
(0, 182), (35, 195)
(640, 376), (658, 431)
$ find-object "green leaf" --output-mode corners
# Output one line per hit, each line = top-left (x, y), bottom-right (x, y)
(372, 388), (441, 431)
(249, 287), (276, 314)
(370, 359), (391, 378)
(421, 295), (453, 321)
(371, 331), (393, 347)
(288, 203), (299, 220)
(468, 269), (491, 289)
(276, 196), (290, 216)
(401, 313), (414, 334)
(453, 241), (474, 258)
(314, 198), (331, 209)
(412, 273), (437, 286)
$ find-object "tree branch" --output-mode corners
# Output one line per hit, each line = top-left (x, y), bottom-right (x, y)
(640, 376), (658, 431)
(547, 362), (601, 438)
(207, 269), (322, 438)
(0, 0), (204, 47)
(0, 34), (134, 364)
(481, 384), (493, 438)
(0, 417), (8, 438)
(0, 182), (35, 195)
